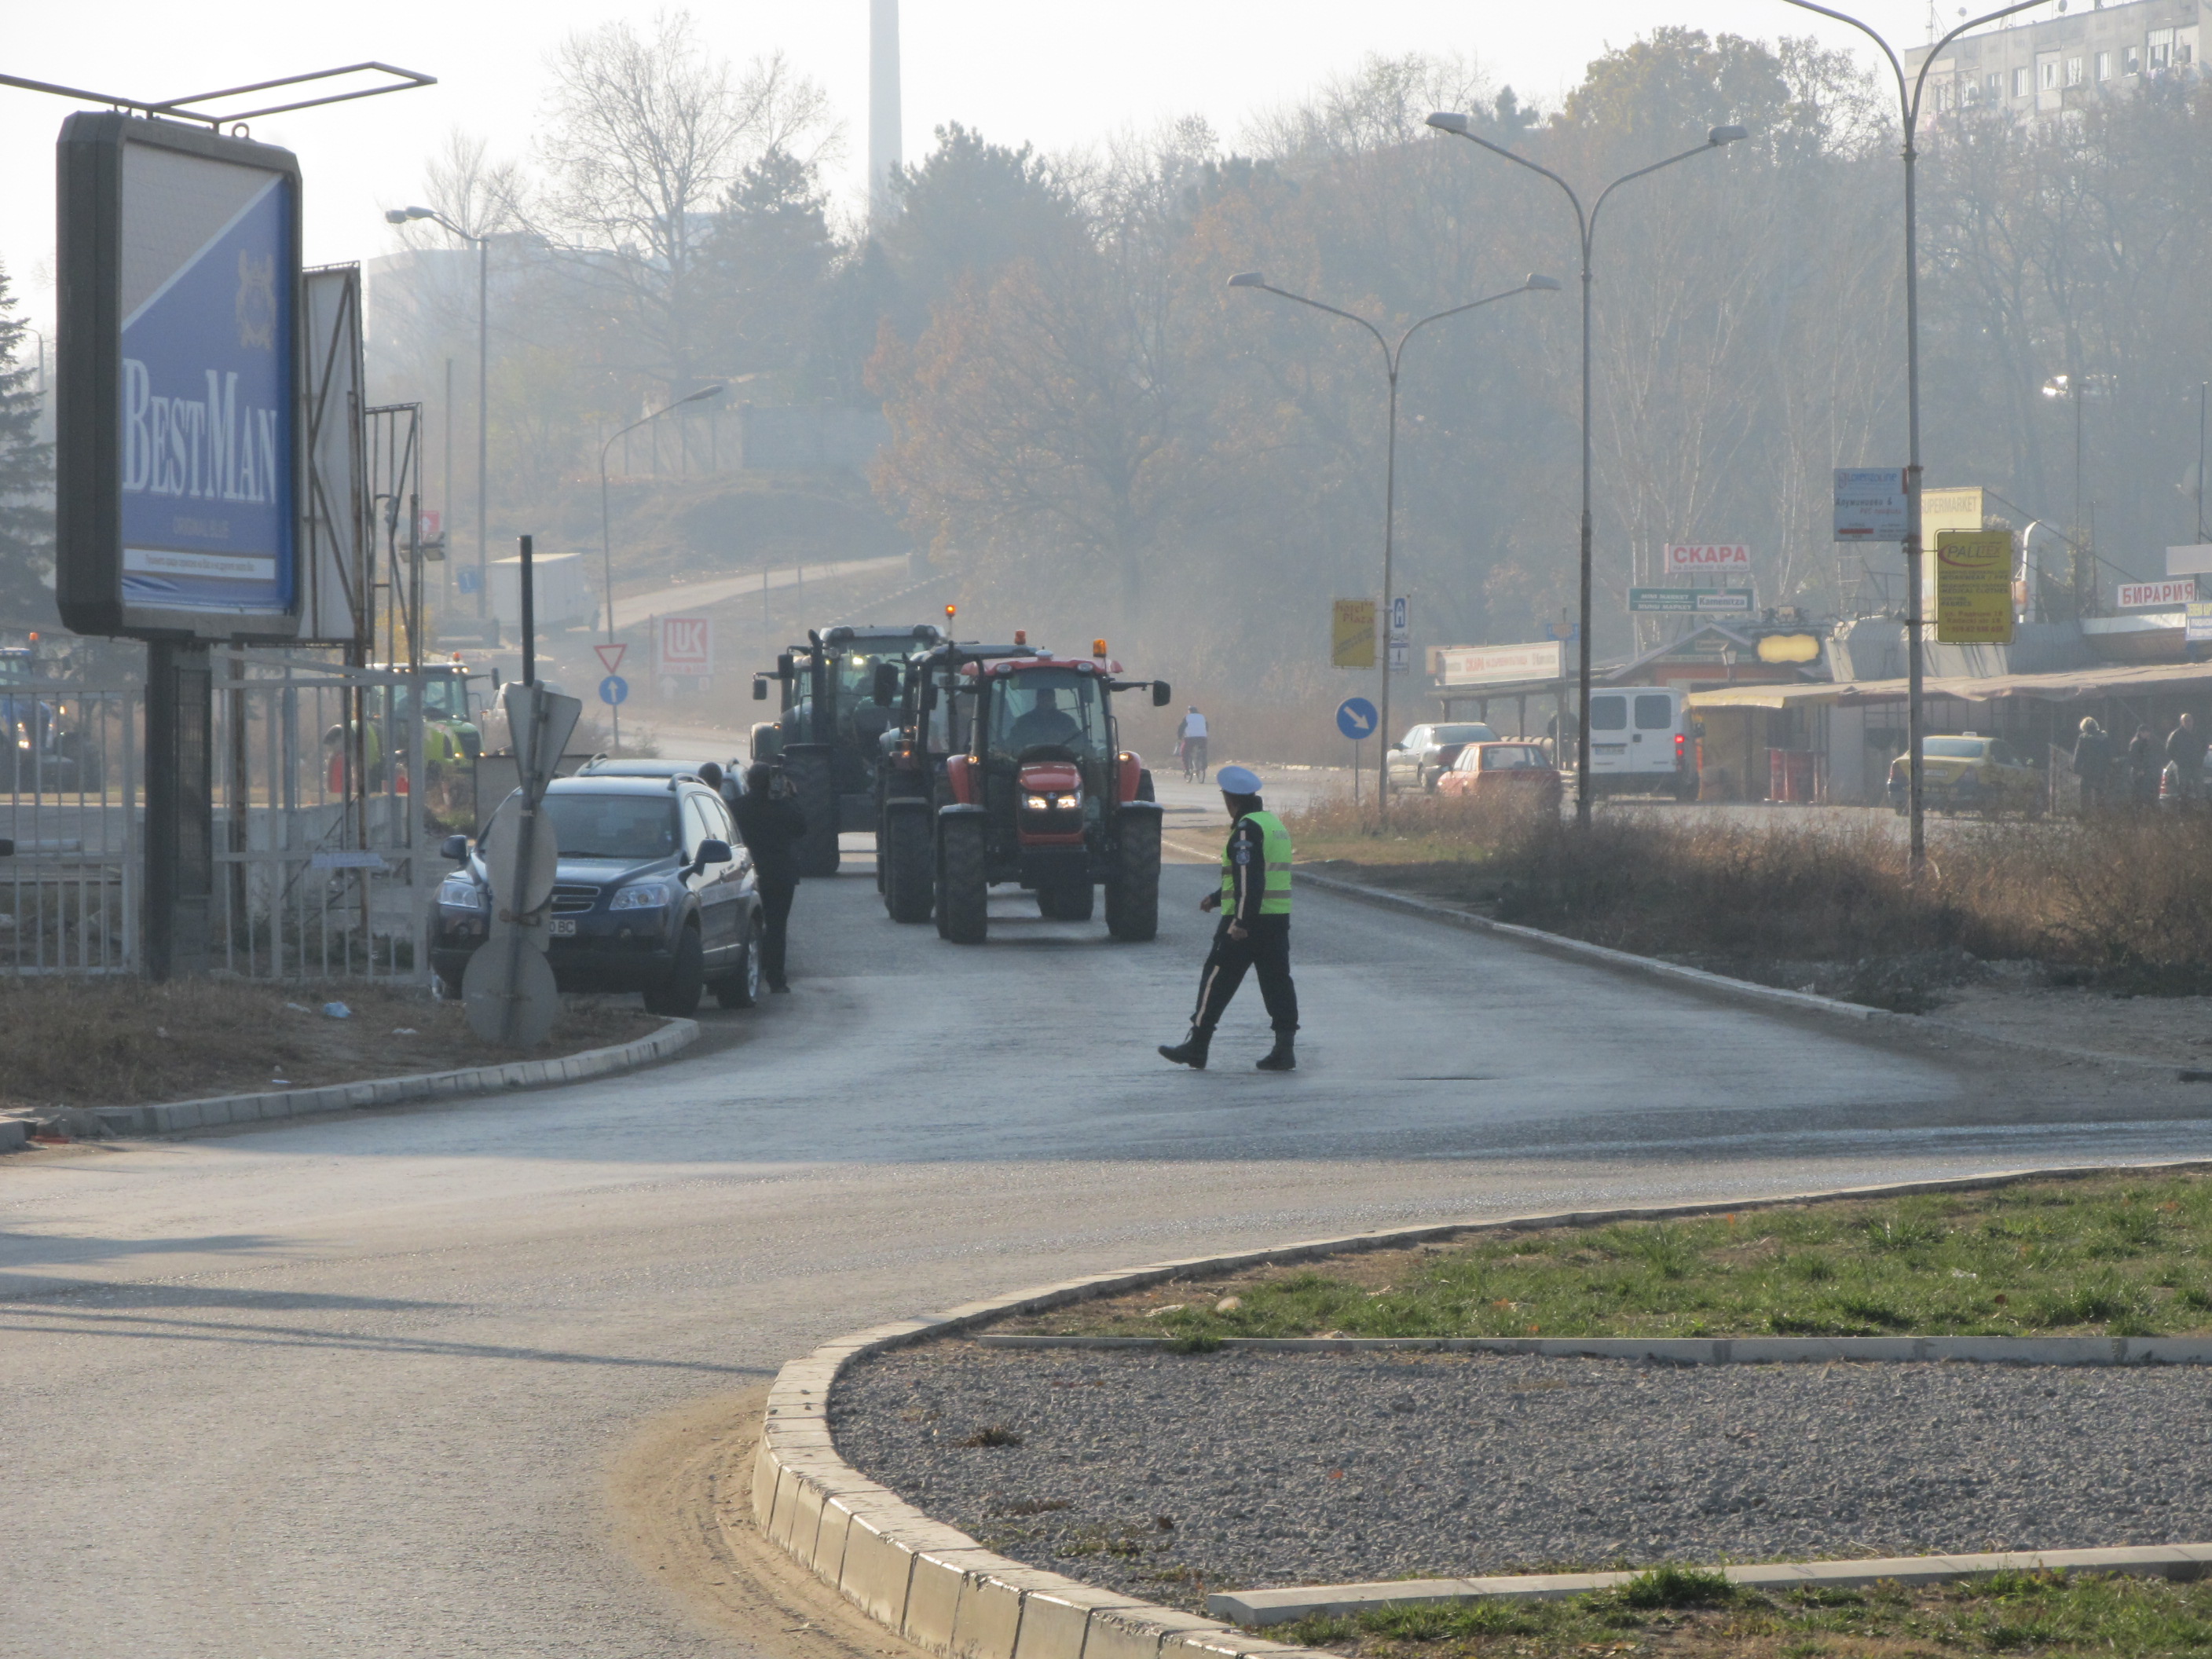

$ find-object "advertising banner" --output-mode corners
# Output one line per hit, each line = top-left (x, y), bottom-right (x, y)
(657, 614), (713, 676)
(57, 115), (302, 640)
(2188, 601), (2212, 645)
(2118, 580), (2196, 610)
(1628, 588), (1753, 613)
(1833, 468), (1910, 542)
(1437, 642), (1565, 687)
(1664, 543), (1750, 575)
(1331, 599), (1375, 669)
(1934, 529), (2015, 645)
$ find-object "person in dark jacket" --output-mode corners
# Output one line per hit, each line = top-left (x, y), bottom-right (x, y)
(2169, 713), (2208, 804)
(2071, 717), (2113, 809)
(2129, 725), (2161, 807)
(734, 761), (806, 992)
(1158, 764), (1298, 1072)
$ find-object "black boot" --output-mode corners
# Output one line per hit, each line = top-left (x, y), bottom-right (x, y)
(1255, 1034), (1297, 1071)
(1158, 1027), (1213, 1069)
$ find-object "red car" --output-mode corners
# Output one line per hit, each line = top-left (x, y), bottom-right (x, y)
(1435, 741), (1563, 808)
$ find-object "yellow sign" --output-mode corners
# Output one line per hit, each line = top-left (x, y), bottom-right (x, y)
(1756, 632), (1822, 665)
(1331, 599), (1376, 668)
(1935, 529), (2015, 644)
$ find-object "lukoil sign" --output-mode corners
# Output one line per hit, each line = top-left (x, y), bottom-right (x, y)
(1664, 543), (1751, 574)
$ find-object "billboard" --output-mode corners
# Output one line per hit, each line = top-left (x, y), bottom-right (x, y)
(1629, 588), (1752, 613)
(1437, 642), (1565, 687)
(1664, 543), (1750, 575)
(57, 115), (302, 640)
(2118, 580), (2196, 611)
(1934, 529), (2014, 645)
(1330, 599), (1375, 669)
(657, 614), (713, 676)
(1833, 467), (1910, 541)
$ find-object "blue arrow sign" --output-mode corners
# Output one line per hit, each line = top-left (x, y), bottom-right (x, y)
(599, 674), (629, 706)
(1335, 696), (1379, 741)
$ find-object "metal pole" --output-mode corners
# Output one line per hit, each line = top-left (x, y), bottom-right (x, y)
(520, 533), (536, 687)
(600, 442), (620, 753)
(442, 354), (453, 613)
(476, 233), (489, 626)
(1379, 357), (1399, 830)
(1903, 118), (1925, 869)
(1577, 222), (1595, 828)
(2199, 383), (2207, 542)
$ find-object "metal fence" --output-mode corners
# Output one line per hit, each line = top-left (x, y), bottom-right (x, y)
(0, 651), (441, 981)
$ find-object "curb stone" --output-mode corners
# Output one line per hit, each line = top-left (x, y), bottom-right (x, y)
(745, 1159), (2212, 1659)
(1210, 1544), (2212, 1624)
(0, 1016), (699, 1142)
(972, 1333), (2212, 1364)
(1290, 866), (2207, 1080)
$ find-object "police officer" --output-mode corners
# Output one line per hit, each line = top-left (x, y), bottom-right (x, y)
(734, 761), (806, 992)
(1158, 764), (1298, 1071)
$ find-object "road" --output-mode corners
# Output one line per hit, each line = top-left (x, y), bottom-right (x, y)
(8, 845), (2212, 1657)
(611, 555), (910, 633)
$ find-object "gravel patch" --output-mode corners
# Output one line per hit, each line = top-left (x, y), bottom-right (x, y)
(830, 1343), (2212, 1612)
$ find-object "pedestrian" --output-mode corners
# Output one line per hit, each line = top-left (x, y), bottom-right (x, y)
(734, 761), (805, 993)
(1158, 764), (1298, 1072)
(2128, 724), (2161, 808)
(2168, 713), (2208, 805)
(2071, 717), (2113, 810)
(1175, 704), (1209, 782)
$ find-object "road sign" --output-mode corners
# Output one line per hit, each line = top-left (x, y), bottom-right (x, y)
(594, 641), (627, 673)
(1629, 588), (1753, 613)
(456, 566), (482, 595)
(1935, 529), (2015, 644)
(657, 614), (712, 676)
(1388, 642), (1410, 673)
(463, 931), (560, 1049)
(1331, 599), (1375, 668)
(480, 792), (558, 925)
(1335, 697), (1379, 741)
(502, 680), (583, 801)
(1834, 467), (1911, 542)
(2119, 580), (2196, 610)
(2188, 601), (2212, 644)
(599, 674), (628, 706)
(1546, 621), (1580, 641)
(1389, 595), (1409, 642)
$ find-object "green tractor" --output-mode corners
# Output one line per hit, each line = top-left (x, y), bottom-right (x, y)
(751, 622), (945, 877)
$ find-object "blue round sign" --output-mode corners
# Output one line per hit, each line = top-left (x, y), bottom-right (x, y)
(599, 675), (629, 706)
(1335, 696), (1379, 742)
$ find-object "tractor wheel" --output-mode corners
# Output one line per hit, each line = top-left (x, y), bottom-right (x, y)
(1104, 811), (1161, 942)
(1038, 878), (1094, 921)
(783, 747), (841, 877)
(937, 815), (988, 944)
(884, 811), (936, 924)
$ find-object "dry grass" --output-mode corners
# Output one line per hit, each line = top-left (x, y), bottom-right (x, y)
(0, 976), (659, 1114)
(1288, 794), (2212, 997)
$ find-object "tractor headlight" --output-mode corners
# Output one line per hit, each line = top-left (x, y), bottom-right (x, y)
(437, 877), (485, 910)
(1024, 791), (1081, 811)
(610, 883), (669, 911)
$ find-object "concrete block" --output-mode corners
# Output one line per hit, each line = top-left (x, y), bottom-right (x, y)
(1086, 1606), (1222, 1659)
(839, 1511), (921, 1628)
(811, 1491), (911, 1588)
(1164, 1629), (1309, 1659)
(1013, 1588), (1145, 1659)
(777, 1472), (830, 1562)
(751, 1438), (782, 1529)
(947, 1567), (1064, 1659)
(903, 1548), (1005, 1654)
(0, 1119), (26, 1153)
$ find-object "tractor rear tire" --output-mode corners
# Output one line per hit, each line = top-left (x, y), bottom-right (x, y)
(783, 748), (841, 877)
(884, 811), (936, 924)
(1104, 812), (1161, 941)
(937, 815), (988, 943)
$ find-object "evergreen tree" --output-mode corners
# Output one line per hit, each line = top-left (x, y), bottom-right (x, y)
(0, 264), (53, 631)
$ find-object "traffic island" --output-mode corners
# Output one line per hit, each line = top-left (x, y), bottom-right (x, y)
(0, 976), (696, 1143)
(745, 1166), (2212, 1659)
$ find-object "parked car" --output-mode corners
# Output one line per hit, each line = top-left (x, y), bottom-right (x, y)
(1886, 734), (2043, 816)
(1386, 722), (1500, 792)
(430, 772), (763, 1015)
(1436, 741), (1563, 809)
(1580, 687), (1698, 800)
(578, 754), (748, 815)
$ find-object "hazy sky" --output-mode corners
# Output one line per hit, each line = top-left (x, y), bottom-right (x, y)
(3, 1), (2003, 339)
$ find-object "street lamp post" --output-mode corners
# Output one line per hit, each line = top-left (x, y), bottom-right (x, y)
(599, 386), (724, 751)
(1426, 112), (1745, 829)
(1225, 273), (1561, 828)
(386, 205), (492, 633)
(1770, 0), (2046, 870)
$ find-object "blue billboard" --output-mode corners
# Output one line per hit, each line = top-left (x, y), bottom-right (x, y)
(57, 116), (302, 641)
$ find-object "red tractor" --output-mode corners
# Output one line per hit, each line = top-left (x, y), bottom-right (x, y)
(875, 637), (1169, 943)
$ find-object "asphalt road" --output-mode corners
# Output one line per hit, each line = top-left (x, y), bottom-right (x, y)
(8, 844), (2212, 1657)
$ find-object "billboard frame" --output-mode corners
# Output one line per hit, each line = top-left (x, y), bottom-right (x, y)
(57, 112), (306, 643)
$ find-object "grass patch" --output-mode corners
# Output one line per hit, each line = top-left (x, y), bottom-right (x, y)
(0, 976), (659, 1115)
(1287, 792), (2212, 994)
(1272, 1569), (2212, 1659)
(998, 1170), (2212, 1339)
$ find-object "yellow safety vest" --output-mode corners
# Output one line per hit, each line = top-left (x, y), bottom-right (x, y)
(1221, 810), (1294, 916)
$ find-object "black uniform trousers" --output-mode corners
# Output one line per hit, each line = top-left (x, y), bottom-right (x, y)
(759, 879), (797, 989)
(1192, 914), (1298, 1035)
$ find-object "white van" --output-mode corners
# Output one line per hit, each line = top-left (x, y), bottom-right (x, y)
(1581, 686), (1697, 800)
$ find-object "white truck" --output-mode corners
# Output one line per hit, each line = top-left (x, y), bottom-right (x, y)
(489, 551), (598, 634)
(1578, 686), (1698, 800)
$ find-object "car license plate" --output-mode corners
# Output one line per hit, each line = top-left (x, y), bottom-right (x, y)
(549, 917), (577, 936)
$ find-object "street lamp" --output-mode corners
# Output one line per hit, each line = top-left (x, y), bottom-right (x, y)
(1426, 112), (1745, 828)
(599, 385), (725, 751)
(1226, 272), (1560, 827)
(1770, 0), (2046, 869)
(2040, 372), (2087, 551)
(385, 203), (492, 633)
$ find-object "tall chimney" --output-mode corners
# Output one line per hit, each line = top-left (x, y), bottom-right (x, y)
(869, 0), (903, 230)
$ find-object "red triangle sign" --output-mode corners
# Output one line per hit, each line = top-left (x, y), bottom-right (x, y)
(595, 643), (628, 673)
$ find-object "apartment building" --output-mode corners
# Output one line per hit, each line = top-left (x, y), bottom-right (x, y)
(1907, 0), (2203, 122)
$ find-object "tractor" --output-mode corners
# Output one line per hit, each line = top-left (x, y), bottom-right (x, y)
(873, 634), (1168, 943)
(751, 622), (944, 877)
